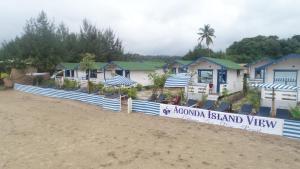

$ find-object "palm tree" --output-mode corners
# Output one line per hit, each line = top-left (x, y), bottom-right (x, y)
(80, 53), (96, 93)
(198, 24), (216, 56)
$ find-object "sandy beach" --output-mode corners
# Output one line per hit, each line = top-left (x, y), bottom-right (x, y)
(0, 90), (299, 169)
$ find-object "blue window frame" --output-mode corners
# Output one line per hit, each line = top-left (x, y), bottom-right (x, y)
(273, 70), (297, 86)
(255, 68), (264, 79)
(198, 69), (213, 83)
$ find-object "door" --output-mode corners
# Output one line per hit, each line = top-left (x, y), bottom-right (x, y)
(217, 69), (227, 93)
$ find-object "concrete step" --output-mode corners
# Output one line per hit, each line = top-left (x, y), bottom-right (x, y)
(207, 94), (219, 101)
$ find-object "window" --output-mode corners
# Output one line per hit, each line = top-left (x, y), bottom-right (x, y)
(65, 70), (74, 77)
(171, 68), (177, 74)
(125, 70), (130, 78)
(86, 69), (97, 79)
(198, 69), (213, 83)
(90, 69), (97, 78)
(255, 68), (264, 79)
(274, 70), (297, 86)
(179, 67), (188, 73)
(115, 70), (123, 76)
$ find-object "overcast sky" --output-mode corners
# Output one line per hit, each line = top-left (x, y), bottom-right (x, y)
(0, 0), (300, 56)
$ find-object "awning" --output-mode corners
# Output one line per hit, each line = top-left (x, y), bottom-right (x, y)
(251, 83), (298, 90)
(164, 73), (191, 88)
(104, 75), (136, 86)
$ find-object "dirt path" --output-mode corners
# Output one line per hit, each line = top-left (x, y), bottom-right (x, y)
(0, 90), (299, 169)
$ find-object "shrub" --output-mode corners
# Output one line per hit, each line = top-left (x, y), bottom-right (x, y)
(128, 88), (137, 99)
(40, 79), (56, 88)
(63, 79), (78, 90)
(120, 88), (129, 95)
(144, 85), (154, 90)
(136, 84), (143, 91)
(290, 106), (300, 120)
(246, 89), (260, 110)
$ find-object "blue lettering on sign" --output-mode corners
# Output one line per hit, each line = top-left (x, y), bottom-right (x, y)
(174, 106), (205, 118)
(208, 111), (243, 123)
(247, 116), (277, 128)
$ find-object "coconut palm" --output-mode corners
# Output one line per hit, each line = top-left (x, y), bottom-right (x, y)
(198, 24), (216, 56)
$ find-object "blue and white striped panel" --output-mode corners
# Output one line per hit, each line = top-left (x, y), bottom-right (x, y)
(102, 97), (121, 111)
(14, 84), (104, 107)
(132, 100), (160, 115)
(283, 120), (300, 139)
(164, 73), (191, 88)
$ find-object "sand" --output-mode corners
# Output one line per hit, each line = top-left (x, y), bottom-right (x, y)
(0, 90), (299, 169)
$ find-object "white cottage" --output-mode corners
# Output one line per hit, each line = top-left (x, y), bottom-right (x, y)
(56, 61), (165, 86)
(186, 57), (244, 100)
(258, 54), (300, 109)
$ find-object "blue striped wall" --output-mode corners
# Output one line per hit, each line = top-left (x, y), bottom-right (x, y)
(283, 120), (300, 139)
(14, 84), (121, 111)
(132, 100), (160, 116)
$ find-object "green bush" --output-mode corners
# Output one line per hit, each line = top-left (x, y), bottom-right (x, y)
(136, 84), (143, 91)
(290, 106), (300, 120)
(246, 89), (260, 110)
(63, 79), (78, 90)
(102, 87), (118, 94)
(120, 88), (129, 95)
(40, 79), (56, 88)
(144, 85), (154, 90)
(128, 88), (137, 99)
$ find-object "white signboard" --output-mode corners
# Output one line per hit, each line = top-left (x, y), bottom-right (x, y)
(160, 104), (284, 135)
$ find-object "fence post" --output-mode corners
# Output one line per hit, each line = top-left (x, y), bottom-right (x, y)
(128, 97), (132, 114)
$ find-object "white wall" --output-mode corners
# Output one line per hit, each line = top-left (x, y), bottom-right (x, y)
(226, 69), (243, 93)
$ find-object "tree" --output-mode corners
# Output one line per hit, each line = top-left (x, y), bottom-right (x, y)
(80, 53), (96, 93)
(148, 72), (169, 94)
(198, 24), (216, 56)
(183, 43), (211, 60)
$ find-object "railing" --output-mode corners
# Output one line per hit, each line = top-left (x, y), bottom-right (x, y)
(261, 88), (297, 101)
(187, 84), (209, 95)
(247, 78), (263, 85)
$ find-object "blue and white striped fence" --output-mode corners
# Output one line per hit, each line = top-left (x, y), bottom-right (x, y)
(283, 120), (300, 139)
(14, 83), (121, 111)
(103, 97), (121, 112)
(132, 100), (160, 116)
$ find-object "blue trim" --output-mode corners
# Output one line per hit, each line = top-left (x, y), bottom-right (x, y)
(197, 69), (213, 83)
(257, 54), (300, 70)
(217, 69), (227, 93)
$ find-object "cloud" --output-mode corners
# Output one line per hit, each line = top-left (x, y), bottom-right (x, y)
(0, 0), (300, 55)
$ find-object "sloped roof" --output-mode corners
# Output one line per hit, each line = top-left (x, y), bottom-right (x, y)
(257, 54), (300, 69)
(188, 57), (242, 70)
(57, 62), (107, 70)
(111, 61), (165, 71)
(175, 60), (193, 66)
(246, 57), (273, 67)
(57, 63), (79, 70)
